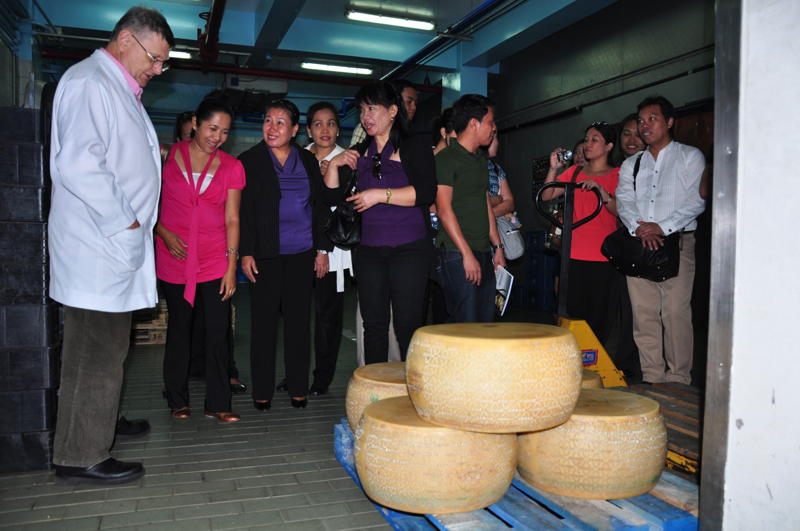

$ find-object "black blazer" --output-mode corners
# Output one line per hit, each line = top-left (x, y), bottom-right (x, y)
(344, 134), (437, 234)
(239, 141), (339, 259)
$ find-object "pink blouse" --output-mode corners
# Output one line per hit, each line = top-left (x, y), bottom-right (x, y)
(156, 141), (245, 304)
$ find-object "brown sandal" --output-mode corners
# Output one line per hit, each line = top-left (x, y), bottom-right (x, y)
(204, 411), (240, 423)
(171, 407), (190, 419)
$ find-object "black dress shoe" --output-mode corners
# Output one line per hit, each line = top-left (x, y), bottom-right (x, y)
(115, 417), (150, 439)
(290, 397), (308, 409)
(253, 399), (271, 411)
(276, 378), (288, 392)
(54, 457), (144, 485)
(309, 385), (328, 396)
(230, 381), (247, 394)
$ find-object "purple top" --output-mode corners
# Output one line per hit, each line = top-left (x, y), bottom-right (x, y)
(356, 141), (427, 247)
(270, 147), (313, 254)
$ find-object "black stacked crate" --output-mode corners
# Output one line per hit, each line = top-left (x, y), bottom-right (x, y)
(0, 106), (60, 472)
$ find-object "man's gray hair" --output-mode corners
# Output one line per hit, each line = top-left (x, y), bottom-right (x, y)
(110, 6), (175, 47)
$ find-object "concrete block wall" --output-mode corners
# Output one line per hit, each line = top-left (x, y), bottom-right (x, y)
(0, 106), (59, 473)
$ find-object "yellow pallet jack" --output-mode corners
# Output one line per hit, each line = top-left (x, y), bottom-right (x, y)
(536, 179), (699, 478)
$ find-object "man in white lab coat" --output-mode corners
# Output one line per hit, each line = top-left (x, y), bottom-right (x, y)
(48, 6), (173, 484)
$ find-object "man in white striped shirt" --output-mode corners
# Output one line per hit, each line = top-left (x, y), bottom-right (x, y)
(615, 96), (706, 386)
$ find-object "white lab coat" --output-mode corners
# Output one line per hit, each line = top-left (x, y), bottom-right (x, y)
(48, 50), (161, 312)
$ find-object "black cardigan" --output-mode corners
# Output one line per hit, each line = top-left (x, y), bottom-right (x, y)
(239, 141), (339, 259)
(343, 134), (437, 233)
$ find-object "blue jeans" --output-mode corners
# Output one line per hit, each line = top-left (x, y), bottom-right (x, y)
(437, 247), (496, 323)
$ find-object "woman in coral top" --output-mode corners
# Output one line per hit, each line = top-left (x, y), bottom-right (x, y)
(541, 121), (620, 347)
(156, 98), (245, 423)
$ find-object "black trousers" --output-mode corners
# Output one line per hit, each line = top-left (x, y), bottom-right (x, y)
(313, 270), (344, 389)
(565, 259), (618, 348)
(162, 279), (232, 413)
(189, 300), (238, 380)
(355, 237), (432, 364)
(249, 250), (314, 400)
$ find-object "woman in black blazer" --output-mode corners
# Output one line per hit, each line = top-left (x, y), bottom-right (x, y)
(239, 99), (338, 410)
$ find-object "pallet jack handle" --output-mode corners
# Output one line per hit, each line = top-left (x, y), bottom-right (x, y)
(535, 181), (603, 317)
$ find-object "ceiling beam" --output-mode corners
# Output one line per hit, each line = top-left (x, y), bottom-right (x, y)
(246, 0), (306, 68)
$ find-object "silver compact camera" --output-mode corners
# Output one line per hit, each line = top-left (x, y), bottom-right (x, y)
(557, 150), (573, 163)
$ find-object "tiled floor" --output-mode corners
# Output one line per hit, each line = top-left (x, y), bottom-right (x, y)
(0, 287), (391, 530)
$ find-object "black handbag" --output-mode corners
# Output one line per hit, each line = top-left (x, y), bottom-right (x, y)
(601, 227), (680, 281)
(601, 153), (680, 282)
(323, 166), (361, 249)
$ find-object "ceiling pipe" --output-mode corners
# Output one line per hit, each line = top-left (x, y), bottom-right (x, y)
(38, 48), (442, 92)
(198, 0), (226, 66)
(381, 0), (508, 81)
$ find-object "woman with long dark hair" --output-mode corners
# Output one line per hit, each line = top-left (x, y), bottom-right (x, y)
(156, 98), (244, 422)
(541, 121), (620, 346)
(324, 81), (436, 364)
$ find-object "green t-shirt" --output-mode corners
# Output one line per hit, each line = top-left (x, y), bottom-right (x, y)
(435, 141), (490, 252)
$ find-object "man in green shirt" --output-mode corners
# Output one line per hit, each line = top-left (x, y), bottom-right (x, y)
(435, 94), (506, 322)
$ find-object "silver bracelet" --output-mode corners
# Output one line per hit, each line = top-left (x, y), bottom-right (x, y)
(225, 248), (238, 258)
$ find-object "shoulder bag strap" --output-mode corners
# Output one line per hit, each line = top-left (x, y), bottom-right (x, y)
(570, 165), (583, 183)
(632, 153), (644, 192)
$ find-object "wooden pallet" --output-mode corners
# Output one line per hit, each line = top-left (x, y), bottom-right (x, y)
(130, 300), (237, 346)
(334, 419), (698, 530)
(625, 384), (702, 478)
(132, 326), (167, 345)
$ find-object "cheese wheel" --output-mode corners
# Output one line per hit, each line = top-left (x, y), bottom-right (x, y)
(581, 368), (604, 389)
(406, 323), (582, 433)
(355, 396), (517, 514)
(345, 362), (407, 430)
(517, 388), (667, 499)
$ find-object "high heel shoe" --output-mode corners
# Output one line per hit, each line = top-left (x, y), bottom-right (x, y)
(230, 379), (247, 394)
(290, 397), (308, 409)
(253, 400), (271, 411)
(204, 411), (241, 423)
(170, 407), (190, 419)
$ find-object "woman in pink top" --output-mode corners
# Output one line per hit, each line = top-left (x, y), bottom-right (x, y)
(541, 121), (620, 347)
(156, 98), (245, 423)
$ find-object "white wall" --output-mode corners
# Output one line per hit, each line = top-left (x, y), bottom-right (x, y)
(722, 0), (800, 527)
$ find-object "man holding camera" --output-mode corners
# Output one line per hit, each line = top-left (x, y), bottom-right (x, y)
(615, 96), (705, 386)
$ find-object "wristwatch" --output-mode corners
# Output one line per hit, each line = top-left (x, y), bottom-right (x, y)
(492, 243), (505, 252)
(317, 250), (328, 255)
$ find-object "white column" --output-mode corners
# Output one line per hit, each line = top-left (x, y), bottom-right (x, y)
(703, 0), (800, 528)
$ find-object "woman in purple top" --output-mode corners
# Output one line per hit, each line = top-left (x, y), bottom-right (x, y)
(325, 81), (437, 364)
(239, 100), (337, 410)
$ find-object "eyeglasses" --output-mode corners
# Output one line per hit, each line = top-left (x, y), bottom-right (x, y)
(131, 33), (170, 72)
(372, 153), (382, 180)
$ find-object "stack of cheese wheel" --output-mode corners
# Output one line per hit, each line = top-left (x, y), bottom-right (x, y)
(405, 323), (583, 433)
(355, 396), (517, 514)
(345, 362), (407, 430)
(581, 368), (604, 389)
(517, 388), (667, 499)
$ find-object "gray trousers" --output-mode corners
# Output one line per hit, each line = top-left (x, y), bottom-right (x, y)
(627, 232), (696, 385)
(53, 306), (132, 467)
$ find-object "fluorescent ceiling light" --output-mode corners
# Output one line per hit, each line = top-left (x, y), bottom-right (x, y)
(169, 50), (192, 59)
(301, 62), (373, 75)
(346, 10), (434, 31)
